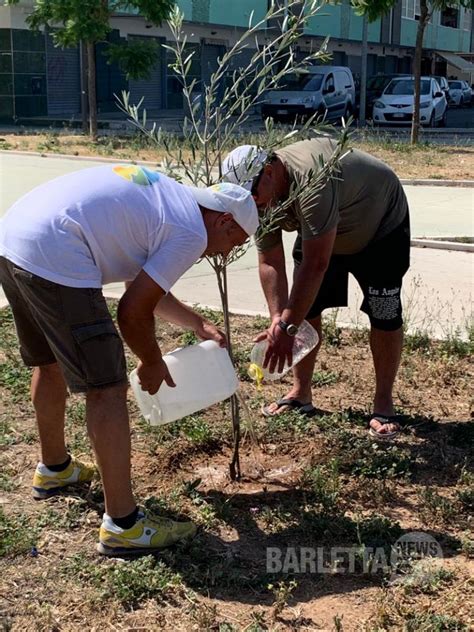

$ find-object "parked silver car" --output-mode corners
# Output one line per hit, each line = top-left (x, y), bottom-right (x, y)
(262, 66), (356, 122)
(447, 80), (471, 106)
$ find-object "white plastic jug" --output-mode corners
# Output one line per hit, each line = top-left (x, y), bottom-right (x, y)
(130, 340), (239, 425)
(249, 319), (319, 382)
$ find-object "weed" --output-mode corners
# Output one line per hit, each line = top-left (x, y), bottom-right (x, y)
(459, 533), (474, 558)
(327, 429), (411, 479)
(404, 329), (432, 354)
(180, 415), (217, 446)
(0, 508), (37, 557)
(180, 330), (198, 346)
(36, 502), (88, 531)
(356, 514), (403, 551)
(456, 487), (474, 512)
(322, 310), (342, 347)
(260, 505), (295, 533)
(264, 409), (316, 439)
(419, 488), (458, 525)
(193, 305), (223, 326)
(0, 463), (17, 492)
(0, 416), (16, 447)
(62, 554), (183, 609)
(403, 612), (467, 631)
(181, 480), (219, 528)
(268, 579), (297, 620)
(400, 559), (455, 595)
(312, 369), (339, 387)
(252, 315), (271, 331)
(301, 459), (341, 512)
(439, 327), (473, 359)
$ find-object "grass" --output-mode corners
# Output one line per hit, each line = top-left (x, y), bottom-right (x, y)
(1, 130), (473, 180)
(62, 554), (183, 610)
(0, 303), (472, 630)
(0, 508), (37, 557)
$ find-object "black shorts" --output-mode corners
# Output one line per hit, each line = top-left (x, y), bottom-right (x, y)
(0, 257), (128, 393)
(292, 213), (411, 331)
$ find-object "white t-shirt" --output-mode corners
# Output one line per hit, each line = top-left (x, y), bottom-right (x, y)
(0, 165), (207, 292)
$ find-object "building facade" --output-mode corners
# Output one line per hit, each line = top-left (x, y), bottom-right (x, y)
(0, 0), (473, 122)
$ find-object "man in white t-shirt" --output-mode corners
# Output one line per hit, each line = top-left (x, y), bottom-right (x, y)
(0, 164), (258, 556)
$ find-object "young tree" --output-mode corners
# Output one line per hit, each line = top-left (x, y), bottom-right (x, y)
(120, 1), (350, 478)
(4, 0), (175, 138)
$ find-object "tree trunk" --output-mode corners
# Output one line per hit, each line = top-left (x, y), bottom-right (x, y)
(411, 0), (429, 144)
(359, 13), (368, 126)
(79, 41), (89, 134)
(86, 41), (98, 140)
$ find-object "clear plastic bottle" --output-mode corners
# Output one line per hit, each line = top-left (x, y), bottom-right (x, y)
(249, 319), (319, 382)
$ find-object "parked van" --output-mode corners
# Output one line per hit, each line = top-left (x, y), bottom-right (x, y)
(262, 66), (355, 122)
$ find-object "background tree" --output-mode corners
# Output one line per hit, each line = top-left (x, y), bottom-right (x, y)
(409, 0), (472, 143)
(4, 0), (175, 138)
(352, 0), (472, 141)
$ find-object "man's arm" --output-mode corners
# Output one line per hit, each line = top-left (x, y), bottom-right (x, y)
(118, 270), (175, 394)
(282, 226), (336, 326)
(258, 241), (289, 319)
(154, 293), (226, 347)
(263, 227), (337, 374)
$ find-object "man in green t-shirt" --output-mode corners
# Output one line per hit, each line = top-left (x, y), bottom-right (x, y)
(223, 139), (410, 440)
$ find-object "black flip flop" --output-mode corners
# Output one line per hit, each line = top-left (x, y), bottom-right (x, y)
(262, 398), (317, 418)
(368, 413), (401, 442)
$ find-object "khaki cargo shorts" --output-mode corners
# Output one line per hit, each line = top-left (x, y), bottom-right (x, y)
(0, 256), (127, 393)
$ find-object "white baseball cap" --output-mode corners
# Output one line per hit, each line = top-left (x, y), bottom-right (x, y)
(222, 145), (268, 191)
(186, 182), (259, 236)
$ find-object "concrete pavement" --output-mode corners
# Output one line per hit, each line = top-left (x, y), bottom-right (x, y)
(1, 152), (472, 339)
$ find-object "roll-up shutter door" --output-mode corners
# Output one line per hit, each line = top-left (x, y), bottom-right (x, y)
(46, 34), (81, 116)
(128, 35), (164, 111)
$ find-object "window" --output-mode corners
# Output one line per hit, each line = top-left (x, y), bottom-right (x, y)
(462, 8), (472, 31)
(440, 6), (459, 28)
(324, 74), (334, 93)
(385, 78), (430, 96)
(402, 0), (415, 20)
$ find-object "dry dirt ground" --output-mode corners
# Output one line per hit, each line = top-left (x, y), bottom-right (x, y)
(0, 303), (473, 631)
(0, 132), (473, 181)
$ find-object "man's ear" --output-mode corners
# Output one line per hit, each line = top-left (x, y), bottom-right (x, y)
(216, 212), (234, 227)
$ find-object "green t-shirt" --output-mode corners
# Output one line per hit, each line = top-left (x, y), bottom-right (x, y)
(256, 138), (409, 255)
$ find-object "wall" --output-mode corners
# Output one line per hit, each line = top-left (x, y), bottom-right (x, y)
(305, 2), (381, 43)
(401, 17), (472, 53)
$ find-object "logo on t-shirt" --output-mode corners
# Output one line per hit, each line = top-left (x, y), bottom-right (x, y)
(113, 165), (161, 186)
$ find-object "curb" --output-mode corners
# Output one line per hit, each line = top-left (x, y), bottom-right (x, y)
(411, 239), (473, 252)
(401, 178), (474, 188)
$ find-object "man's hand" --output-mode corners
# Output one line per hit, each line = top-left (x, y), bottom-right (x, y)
(253, 316), (294, 374)
(137, 358), (176, 395)
(195, 320), (227, 348)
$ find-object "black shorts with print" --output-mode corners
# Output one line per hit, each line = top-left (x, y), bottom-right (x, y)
(292, 212), (411, 331)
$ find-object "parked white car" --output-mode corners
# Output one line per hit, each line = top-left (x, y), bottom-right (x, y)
(373, 76), (447, 127)
(447, 80), (471, 106)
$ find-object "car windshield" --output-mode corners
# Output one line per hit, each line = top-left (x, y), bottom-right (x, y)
(278, 72), (324, 92)
(384, 79), (430, 95)
(367, 76), (392, 91)
(449, 81), (462, 89)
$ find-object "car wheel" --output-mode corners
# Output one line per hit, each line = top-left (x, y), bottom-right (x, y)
(429, 111), (436, 127)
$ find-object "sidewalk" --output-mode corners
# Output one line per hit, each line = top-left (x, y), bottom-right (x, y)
(1, 153), (472, 339)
